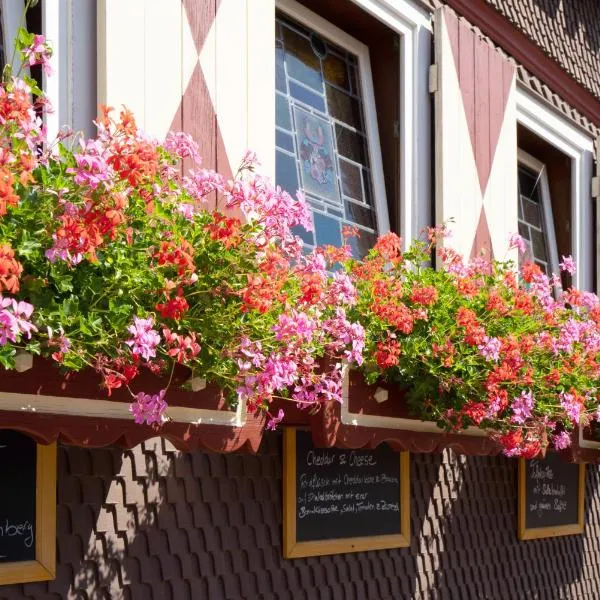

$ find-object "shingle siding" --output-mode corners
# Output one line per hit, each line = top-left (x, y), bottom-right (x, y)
(484, 0), (600, 101)
(2, 437), (600, 599)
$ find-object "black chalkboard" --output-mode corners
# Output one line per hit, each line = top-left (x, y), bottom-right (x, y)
(0, 430), (36, 562)
(284, 429), (410, 557)
(519, 452), (584, 540)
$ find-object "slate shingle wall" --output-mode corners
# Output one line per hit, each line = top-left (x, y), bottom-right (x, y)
(1, 435), (600, 599)
(484, 0), (600, 102)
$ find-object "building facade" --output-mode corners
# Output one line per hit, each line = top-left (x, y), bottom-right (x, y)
(1, 0), (600, 598)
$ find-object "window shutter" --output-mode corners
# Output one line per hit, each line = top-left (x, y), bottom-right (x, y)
(433, 6), (517, 261)
(594, 138), (600, 293)
(98, 0), (275, 196)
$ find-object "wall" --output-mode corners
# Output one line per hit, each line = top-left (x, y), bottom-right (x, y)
(1, 436), (600, 599)
(483, 0), (600, 101)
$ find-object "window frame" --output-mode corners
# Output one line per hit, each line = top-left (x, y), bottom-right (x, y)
(1, 0), (24, 72)
(276, 0), (391, 243)
(348, 0), (432, 245)
(516, 87), (594, 292)
(517, 148), (560, 277)
(274, 0), (432, 248)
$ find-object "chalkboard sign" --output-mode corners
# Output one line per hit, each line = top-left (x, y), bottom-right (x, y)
(0, 431), (57, 586)
(0, 431), (36, 562)
(518, 453), (585, 540)
(283, 428), (410, 558)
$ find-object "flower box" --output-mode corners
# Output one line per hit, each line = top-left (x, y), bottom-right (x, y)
(310, 368), (502, 456)
(0, 357), (265, 452)
(567, 424), (600, 464)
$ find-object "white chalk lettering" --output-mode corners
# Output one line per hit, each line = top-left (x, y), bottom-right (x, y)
(0, 519), (34, 548)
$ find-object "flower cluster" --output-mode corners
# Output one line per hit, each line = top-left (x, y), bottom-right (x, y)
(346, 229), (600, 457)
(0, 28), (364, 427)
(0, 26), (599, 455)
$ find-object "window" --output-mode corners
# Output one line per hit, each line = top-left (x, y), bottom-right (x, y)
(275, 1), (389, 257)
(516, 88), (594, 292)
(517, 149), (559, 276)
(274, 0), (432, 257)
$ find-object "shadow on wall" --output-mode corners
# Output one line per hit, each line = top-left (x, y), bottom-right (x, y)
(428, 452), (599, 600)
(532, 0), (600, 49)
(0, 434), (442, 600)
(0, 437), (598, 599)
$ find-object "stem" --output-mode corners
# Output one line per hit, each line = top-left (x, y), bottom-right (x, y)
(10, 0), (33, 80)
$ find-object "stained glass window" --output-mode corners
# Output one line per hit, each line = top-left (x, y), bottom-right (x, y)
(517, 162), (555, 275)
(275, 11), (382, 257)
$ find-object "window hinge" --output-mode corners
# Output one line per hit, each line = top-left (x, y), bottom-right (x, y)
(428, 64), (439, 93)
(393, 121), (400, 138)
(592, 176), (600, 199)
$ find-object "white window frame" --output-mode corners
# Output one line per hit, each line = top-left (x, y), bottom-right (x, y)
(1, 0), (24, 72)
(277, 0), (390, 239)
(517, 148), (560, 277)
(348, 0), (432, 245)
(516, 87), (594, 293)
(274, 0), (432, 249)
(516, 89), (597, 451)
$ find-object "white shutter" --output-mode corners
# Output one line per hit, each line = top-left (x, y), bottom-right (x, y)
(97, 0), (275, 183)
(434, 6), (517, 261)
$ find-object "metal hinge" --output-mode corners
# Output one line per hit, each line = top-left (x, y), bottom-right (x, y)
(428, 64), (439, 93)
(592, 176), (600, 199)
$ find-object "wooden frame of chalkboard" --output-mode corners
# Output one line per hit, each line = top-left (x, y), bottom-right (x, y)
(518, 458), (585, 541)
(283, 428), (410, 558)
(0, 441), (57, 585)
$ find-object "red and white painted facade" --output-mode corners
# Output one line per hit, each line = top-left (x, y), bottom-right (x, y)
(0, 0), (596, 452)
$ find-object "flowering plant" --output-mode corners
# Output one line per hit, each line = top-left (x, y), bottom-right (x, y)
(0, 29), (367, 430)
(344, 228), (600, 457)
(1, 26), (600, 457)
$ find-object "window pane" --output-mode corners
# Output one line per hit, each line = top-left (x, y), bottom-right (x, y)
(289, 81), (326, 113)
(314, 212), (342, 247)
(276, 150), (299, 196)
(326, 84), (362, 128)
(275, 11), (381, 258)
(276, 129), (295, 153)
(345, 200), (375, 230)
(276, 93), (292, 130)
(294, 106), (340, 204)
(349, 230), (378, 259)
(323, 54), (350, 90)
(335, 124), (368, 165)
(517, 163), (552, 275)
(339, 160), (363, 201)
(282, 25), (323, 92)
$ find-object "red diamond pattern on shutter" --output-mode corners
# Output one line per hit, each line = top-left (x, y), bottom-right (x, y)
(174, 0), (232, 211)
(434, 6), (518, 262)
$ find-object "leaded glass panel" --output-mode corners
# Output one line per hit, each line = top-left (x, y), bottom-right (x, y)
(275, 11), (380, 258)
